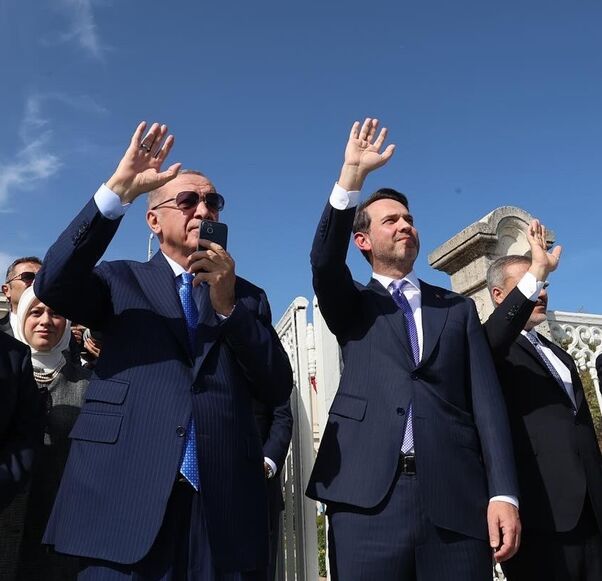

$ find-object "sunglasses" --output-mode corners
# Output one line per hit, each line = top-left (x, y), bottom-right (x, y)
(151, 191), (225, 212)
(6, 271), (36, 285)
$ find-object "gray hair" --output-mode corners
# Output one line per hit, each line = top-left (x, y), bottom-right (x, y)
(147, 169), (210, 208)
(486, 255), (531, 295)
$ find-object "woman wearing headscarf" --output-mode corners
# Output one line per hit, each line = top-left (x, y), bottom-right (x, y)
(13, 286), (89, 581)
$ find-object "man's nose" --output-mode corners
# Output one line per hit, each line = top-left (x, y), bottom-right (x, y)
(193, 198), (217, 220)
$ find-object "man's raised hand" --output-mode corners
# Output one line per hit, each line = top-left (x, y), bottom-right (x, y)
(527, 219), (562, 282)
(106, 121), (182, 204)
(338, 118), (396, 191)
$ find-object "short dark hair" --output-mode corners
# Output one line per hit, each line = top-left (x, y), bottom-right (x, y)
(352, 188), (410, 262)
(5, 256), (42, 282)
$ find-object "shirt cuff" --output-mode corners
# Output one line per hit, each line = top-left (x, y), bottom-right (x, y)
(329, 182), (361, 210)
(264, 457), (277, 478)
(517, 271), (544, 302)
(489, 495), (519, 509)
(94, 183), (131, 220)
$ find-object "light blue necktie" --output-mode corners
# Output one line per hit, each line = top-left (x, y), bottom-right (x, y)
(176, 272), (200, 490)
(391, 280), (420, 454)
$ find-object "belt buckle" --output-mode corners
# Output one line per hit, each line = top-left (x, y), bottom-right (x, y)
(401, 453), (416, 474)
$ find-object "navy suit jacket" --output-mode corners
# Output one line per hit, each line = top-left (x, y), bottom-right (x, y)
(484, 287), (602, 533)
(0, 331), (43, 510)
(35, 198), (293, 571)
(253, 399), (293, 516)
(306, 202), (518, 541)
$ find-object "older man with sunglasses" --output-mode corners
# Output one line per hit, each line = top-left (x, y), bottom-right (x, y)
(34, 121), (293, 581)
(1, 257), (42, 336)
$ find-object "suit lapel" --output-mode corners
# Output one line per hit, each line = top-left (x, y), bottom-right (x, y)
(192, 283), (221, 376)
(539, 334), (584, 411)
(516, 333), (578, 410)
(367, 278), (415, 367)
(418, 281), (449, 368)
(132, 252), (192, 364)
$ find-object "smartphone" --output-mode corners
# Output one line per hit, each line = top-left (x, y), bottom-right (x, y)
(198, 219), (228, 251)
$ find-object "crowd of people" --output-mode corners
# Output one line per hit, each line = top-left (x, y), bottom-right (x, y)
(0, 117), (601, 581)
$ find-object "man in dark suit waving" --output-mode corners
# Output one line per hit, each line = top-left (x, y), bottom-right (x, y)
(484, 220), (602, 580)
(35, 121), (293, 580)
(306, 118), (520, 580)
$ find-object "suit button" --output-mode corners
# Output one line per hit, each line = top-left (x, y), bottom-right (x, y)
(191, 385), (201, 394)
(396, 407), (405, 416)
(176, 426), (186, 437)
(411, 373), (418, 380)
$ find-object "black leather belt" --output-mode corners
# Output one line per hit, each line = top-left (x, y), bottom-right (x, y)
(399, 453), (416, 474)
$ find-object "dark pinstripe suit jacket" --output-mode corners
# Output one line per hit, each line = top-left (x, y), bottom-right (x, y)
(0, 331), (43, 510)
(34, 198), (293, 571)
(306, 202), (519, 541)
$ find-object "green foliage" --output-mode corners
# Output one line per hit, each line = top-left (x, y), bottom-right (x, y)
(580, 370), (602, 451)
(317, 513), (327, 577)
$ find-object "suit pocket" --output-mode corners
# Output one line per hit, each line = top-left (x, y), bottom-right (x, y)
(329, 394), (367, 421)
(85, 379), (129, 404)
(69, 411), (123, 443)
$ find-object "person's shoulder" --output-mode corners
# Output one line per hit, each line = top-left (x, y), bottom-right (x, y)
(0, 330), (29, 355)
(419, 280), (465, 301)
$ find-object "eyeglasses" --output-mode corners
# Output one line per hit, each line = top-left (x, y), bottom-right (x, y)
(543, 281), (550, 289)
(151, 191), (225, 212)
(5, 271), (36, 286)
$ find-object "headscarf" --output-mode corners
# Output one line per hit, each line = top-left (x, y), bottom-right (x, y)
(15, 286), (72, 379)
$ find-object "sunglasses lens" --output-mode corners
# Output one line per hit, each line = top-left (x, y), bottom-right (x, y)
(21, 272), (36, 284)
(175, 191), (200, 210)
(204, 193), (225, 211)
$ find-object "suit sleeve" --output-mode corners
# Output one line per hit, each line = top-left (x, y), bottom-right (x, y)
(34, 197), (119, 329)
(220, 289), (294, 407)
(262, 400), (293, 473)
(0, 346), (44, 510)
(311, 202), (361, 338)
(483, 287), (537, 358)
(466, 300), (520, 498)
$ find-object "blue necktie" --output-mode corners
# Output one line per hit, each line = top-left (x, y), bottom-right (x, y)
(176, 272), (200, 490)
(391, 280), (420, 454)
(524, 332), (576, 409)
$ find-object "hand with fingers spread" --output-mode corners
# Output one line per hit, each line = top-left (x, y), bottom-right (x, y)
(106, 121), (182, 204)
(338, 117), (396, 191)
(526, 219), (562, 282)
(488, 501), (521, 563)
(188, 239), (236, 316)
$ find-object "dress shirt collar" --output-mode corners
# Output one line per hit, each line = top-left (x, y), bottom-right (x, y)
(162, 252), (187, 278)
(372, 270), (420, 295)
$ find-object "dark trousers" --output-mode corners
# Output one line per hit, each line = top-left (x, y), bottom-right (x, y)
(502, 497), (602, 581)
(78, 482), (266, 581)
(327, 464), (492, 580)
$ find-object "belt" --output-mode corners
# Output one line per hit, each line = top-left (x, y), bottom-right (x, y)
(399, 453), (416, 474)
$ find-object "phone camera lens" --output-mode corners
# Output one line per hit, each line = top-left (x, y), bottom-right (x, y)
(207, 227), (214, 234)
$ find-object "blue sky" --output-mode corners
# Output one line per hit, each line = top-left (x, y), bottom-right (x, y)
(1, 0), (600, 321)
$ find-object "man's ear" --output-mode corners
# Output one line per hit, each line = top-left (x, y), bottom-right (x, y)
(353, 231), (372, 253)
(491, 287), (504, 306)
(146, 210), (162, 235)
(1, 284), (9, 298)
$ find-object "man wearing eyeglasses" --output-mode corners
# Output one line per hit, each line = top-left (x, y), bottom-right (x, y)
(1, 257), (42, 336)
(34, 121), (293, 580)
(484, 221), (602, 580)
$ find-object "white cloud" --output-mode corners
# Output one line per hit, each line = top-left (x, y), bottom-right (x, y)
(0, 252), (16, 281)
(0, 95), (61, 206)
(55, 0), (106, 60)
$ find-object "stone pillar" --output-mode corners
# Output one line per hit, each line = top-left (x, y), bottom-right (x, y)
(428, 206), (555, 323)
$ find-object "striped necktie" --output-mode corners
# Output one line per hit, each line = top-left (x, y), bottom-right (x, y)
(391, 280), (420, 453)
